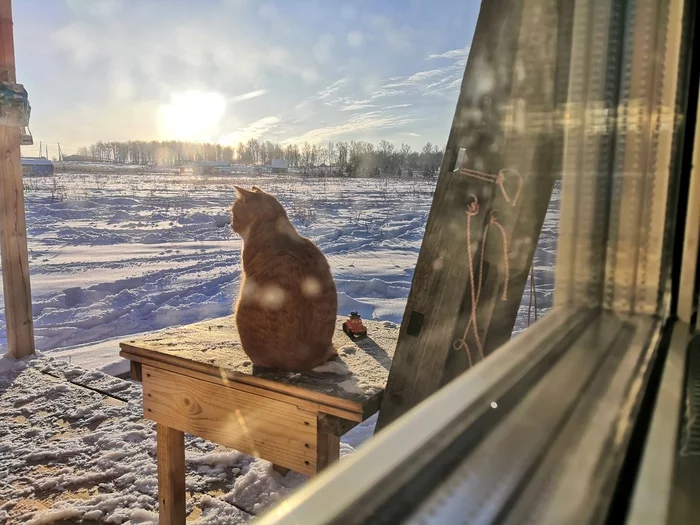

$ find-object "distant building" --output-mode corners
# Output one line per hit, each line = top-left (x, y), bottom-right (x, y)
(62, 154), (98, 162)
(21, 157), (53, 176)
(191, 160), (230, 175)
(218, 163), (255, 174)
(271, 159), (289, 173)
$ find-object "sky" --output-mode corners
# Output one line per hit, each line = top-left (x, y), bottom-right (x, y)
(15, 0), (480, 157)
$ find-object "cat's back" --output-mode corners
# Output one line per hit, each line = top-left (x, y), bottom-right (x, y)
(244, 229), (331, 278)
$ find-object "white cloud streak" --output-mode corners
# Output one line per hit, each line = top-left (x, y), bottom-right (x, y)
(230, 89), (269, 103)
(284, 111), (419, 144)
(317, 79), (347, 99)
(220, 116), (281, 145)
(427, 45), (471, 63)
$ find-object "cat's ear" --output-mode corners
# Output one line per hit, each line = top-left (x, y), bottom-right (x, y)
(251, 186), (263, 192)
(234, 186), (254, 198)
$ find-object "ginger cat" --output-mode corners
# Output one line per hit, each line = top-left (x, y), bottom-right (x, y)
(231, 186), (338, 371)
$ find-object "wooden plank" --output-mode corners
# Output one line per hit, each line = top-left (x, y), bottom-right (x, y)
(376, 0), (566, 431)
(156, 424), (186, 525)
(0, 0), (34, 359)
(130, 361), (142, 382)
(316, 415), (341, 473)
(122, 344), (367, 416)
(444, 0), (566, 377)
(120, 315), (396, 413)
(142, 365), (319, 476)
(124, 352), (368, 422)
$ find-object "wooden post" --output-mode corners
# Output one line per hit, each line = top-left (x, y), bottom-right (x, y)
(0, 0), (35, 359)
(316, 414), (342, 473)
(375, 0), (569, 431)
(156, 424), (186, 525)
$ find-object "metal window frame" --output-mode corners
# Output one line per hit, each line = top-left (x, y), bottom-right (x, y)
(258, 308), (663, 525)
(677, 81), (700, 326)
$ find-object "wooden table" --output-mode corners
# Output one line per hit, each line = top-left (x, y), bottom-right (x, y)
(119, 315), (397, 524)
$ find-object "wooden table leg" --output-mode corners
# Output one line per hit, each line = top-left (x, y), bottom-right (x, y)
(272, 464), (291, 476)
(316, 414), (349, 473)
(130, 361), (142, 382)
(156, 424), (186, 525)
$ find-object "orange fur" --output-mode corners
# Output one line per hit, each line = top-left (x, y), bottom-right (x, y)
(231, 186), (338, 371)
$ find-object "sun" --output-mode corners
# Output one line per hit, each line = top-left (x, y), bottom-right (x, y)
(157, 90), (226, 142)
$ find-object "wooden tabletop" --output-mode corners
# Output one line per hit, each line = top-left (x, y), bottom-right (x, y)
(120, 315), (398, 419)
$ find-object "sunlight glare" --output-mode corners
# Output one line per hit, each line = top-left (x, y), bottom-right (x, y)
(157, 90), (226, 142)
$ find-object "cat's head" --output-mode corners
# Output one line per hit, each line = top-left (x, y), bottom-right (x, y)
(231, 186), (289, 238)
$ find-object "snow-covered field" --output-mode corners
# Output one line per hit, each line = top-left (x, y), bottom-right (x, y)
(0, 167), (559, 523)
(1, 167), (558, 374)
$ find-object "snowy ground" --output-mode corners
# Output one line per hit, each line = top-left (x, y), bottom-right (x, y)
(1, 354), (377, 524)
(0, 167), (559, 523)
(1, 167), (558, 374)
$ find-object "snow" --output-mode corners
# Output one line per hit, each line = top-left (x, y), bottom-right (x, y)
(3, 168), (558, 368)
(0, 356), (304, 523)
(2, 171), (446, 368)
(0, 167), (559, 522)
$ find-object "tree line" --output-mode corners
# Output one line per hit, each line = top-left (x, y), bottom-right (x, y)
(72, 138), (445, 177)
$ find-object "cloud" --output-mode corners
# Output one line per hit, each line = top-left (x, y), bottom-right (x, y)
(427, 45), (471, 62)
(372, 16), (414, 51)
(313, 34), (335, 64)
(29, 0), (471, 149)
(230, 89), (269, 103)
(347, 30), (364, 47)
(371, 89), (407, 99)
(220, 116), (280, 145)
(43, 100), (160, 145)
(66, 0), (123, 19)
(301, 68), (321, 85)
(284, 111), (419, 144)
(317, 79), (347, 99)
(341, 103), (378, 112)
(340, 4), (357, 20)
(373, 61), (465, 99)
(383, 69), (445, 89)
(52, 23), (100, 67)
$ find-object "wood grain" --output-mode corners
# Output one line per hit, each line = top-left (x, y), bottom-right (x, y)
(316, 415), (341, 473)
(127, 354), (364, 422)
(143, 365), (318, 475)
(130, 361), (142, 382)
(0, 0), (35, 359)
(120, 315), (397, 415)
(156, 424), (186, 525)
(376, 0), (564, 431)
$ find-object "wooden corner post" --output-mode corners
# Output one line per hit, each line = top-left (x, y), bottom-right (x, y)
(0, 0), (35, 359)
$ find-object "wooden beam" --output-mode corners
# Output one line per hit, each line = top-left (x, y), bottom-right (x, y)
(443, 0), (571, 378)
(376, 0), (569, 431)
(156, 424), (186, 525)
(0, 0), (34, 359)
